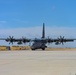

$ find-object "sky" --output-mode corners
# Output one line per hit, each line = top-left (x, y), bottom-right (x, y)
(0, 0), (76, 47)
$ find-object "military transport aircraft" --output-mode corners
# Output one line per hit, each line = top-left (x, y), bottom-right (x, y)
(0, 23), (76, 50)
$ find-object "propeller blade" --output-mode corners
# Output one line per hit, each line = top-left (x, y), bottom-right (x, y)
(12, 42), (13, 45)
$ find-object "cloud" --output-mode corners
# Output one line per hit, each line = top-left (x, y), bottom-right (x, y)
(0, 26), (76, 38)
(0, 26), (76, 47)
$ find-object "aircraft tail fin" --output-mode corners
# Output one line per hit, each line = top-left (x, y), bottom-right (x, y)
(42, 23), (45, 38)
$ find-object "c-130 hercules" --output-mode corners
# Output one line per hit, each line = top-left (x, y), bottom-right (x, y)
(0, 23), (76, 50)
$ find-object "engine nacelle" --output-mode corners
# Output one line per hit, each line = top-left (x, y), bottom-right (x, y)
(55, 42), (60, 45)
(17, 41), (22, 45)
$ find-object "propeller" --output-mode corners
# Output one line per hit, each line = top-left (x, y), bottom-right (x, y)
(22, 36), (26, 43)
(22, 37), (31, 46)
(60, 36), (64, 39)
(22, 36), (30, 44)
(59, 36), (65, 45)
(8, 36), (14, 44)
(47, 36), (52, 45)
(47, 36), (50, 45)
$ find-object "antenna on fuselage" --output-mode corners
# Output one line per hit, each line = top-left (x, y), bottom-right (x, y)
(42, 23), (45, 38)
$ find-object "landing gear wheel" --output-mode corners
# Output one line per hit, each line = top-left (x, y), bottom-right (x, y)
(32, 48), (35, 50)
(42, 48), (45, 50)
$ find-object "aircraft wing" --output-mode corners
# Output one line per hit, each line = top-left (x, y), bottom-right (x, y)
(0, 36), (76, 45)
(30, 37), (76, 43)
(46, 37), (76, 45)
(0, 36), (31, 44)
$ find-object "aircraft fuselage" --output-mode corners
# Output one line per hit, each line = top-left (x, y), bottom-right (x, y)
(31, 41), (47, 50)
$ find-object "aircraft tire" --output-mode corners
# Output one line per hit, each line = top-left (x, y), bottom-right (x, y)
(42, 48), (45, 50)
(31, 48), (35, 50)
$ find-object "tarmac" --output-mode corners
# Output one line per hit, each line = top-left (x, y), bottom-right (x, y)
(0, 50), (76, 75)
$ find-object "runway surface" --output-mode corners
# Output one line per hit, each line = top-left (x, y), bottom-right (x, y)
(0, 50), (76, 75)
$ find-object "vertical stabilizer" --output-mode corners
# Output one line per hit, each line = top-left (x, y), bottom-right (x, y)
(42, 23), (45, 38)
